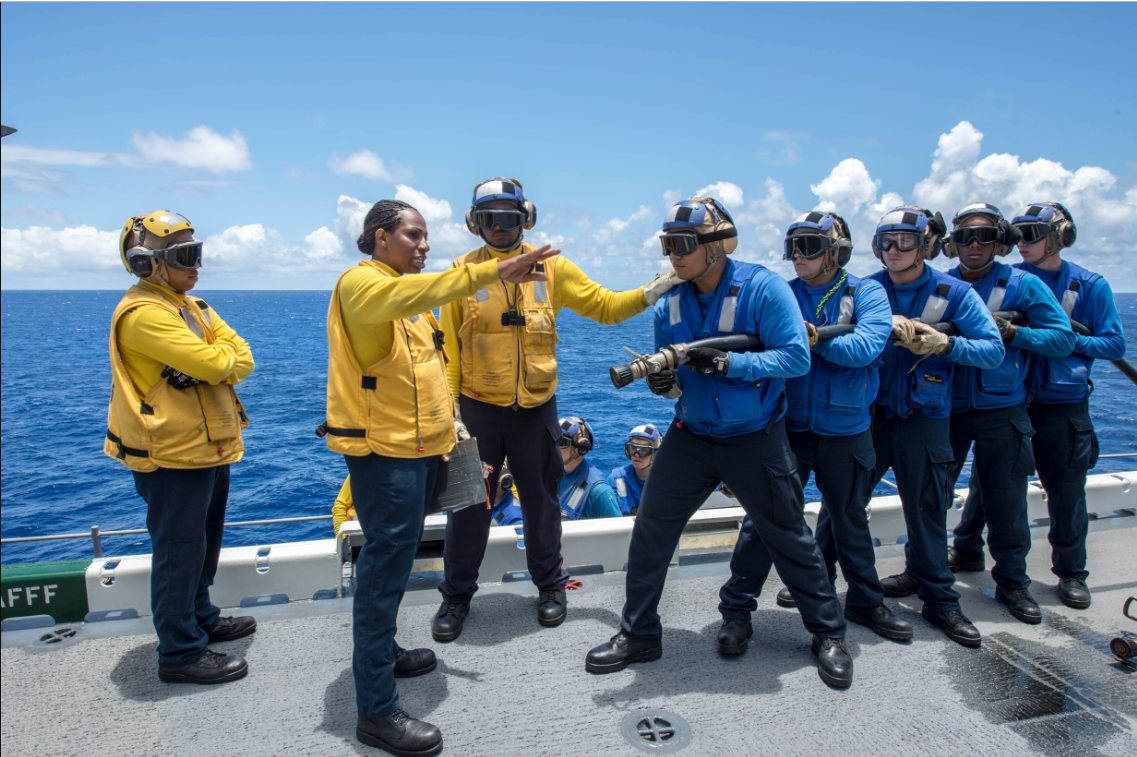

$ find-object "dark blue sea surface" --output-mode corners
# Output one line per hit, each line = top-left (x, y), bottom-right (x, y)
(3, 290), (1135, 565)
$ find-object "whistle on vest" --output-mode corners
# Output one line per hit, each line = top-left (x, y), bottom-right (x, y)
(501, 309), (527, 327)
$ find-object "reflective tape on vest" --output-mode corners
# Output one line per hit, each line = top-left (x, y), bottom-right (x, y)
(564, 481), (588, 516)
(838, 295), (855, 325)
(717, 296), (737, 334)
(475, 287), (490, 302)
(919, 296), (949, 325)
(986, 286), (1007, 313)
(669, 293), (682, 326)
(615, 477), (627, 498)
(1061, 289), (1078, 317)
(533, 281), (548, 303)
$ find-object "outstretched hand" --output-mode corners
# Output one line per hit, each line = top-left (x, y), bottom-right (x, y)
(498, 245), (561, 284)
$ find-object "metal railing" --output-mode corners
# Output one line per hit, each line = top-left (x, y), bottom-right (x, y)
(870, 453), (1136, 493)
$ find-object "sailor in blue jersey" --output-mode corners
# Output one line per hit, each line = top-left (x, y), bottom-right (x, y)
(556, 417), (622, 521)
(868, 206), (1004, 648)
(718, 212), (912, 643)
(490, 460), (523, 526)
(585, 197), (852, 689)
(608, 424), (662, 516)
(940, 204), (1075, 625)
(1008, 202), (1126, 609)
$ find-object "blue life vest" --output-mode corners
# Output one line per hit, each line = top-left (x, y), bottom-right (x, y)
(491, 489), (523, 527)
(949, 262), (1028, 411)
(784, 274), (880, 435)
(659, 259), (783, 435)
(608, 463), (644, 515)
(868, 268), (972, 419)
(1015, 261), (1100, 403)
(559, 461), (608, 521)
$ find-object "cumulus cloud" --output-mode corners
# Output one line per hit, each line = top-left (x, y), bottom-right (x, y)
(0, 224), (120, 274)
(694, 181), (745, 211)
(810, 159), (880, 216)
(662, 189), (681, 209)
(759, 131), (807, 166)
(590, 205), (654, 246)
(329, 149), (412, 182)
(130, 126), (252, 173)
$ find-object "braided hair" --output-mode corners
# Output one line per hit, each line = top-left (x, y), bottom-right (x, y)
(357, 200), (416, 256)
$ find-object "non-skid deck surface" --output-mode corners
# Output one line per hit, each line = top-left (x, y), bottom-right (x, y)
(4, 525), (1136, 757)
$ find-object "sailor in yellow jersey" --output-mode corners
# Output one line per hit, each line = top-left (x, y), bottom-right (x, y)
(433, 177), (680, 641)
(105, 211), (257, 686)
(321, 199), (557, 757)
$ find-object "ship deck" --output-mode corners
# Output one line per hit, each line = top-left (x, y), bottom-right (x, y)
(3, 517), (1136, 757)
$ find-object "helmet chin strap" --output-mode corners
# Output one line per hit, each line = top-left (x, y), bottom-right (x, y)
(482, 231), (524, 254)
(958, 255), (995, 276)
(691, 249), (726, 282)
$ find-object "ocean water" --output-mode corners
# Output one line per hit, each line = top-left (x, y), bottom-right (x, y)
(2, 290), (1135, 565)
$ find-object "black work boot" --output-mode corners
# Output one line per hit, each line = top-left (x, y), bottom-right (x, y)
(775, 587), (796, 608)
(811, 636), (853, 688)
(585, 631), (662, 674)
(947, 547), (985, 573)
(844, 603), (914, 641)
(204, 615), (257, 643)
(394, 647), (437, 678)
(717, 618), (753, 655)
(1058, 577), (1091, 609)
(357, 710), (442, 757)
(921, 607), (981, 647)
(881, 572), (920, 598)
(159, 649), (248, 684)
(538, 588), (567, 627)
(994, 586), (1042, 624)
(431, 601), (469, 642)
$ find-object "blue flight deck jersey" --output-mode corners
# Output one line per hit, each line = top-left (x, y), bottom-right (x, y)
(948, 262), (1075, 411)
(491, 489), (523, 527)
(656, 258), (811, 437)
(784, 273), (892, 436)
(558, 460), (622, 521)
(608, 462), (645, 516)
(868, 266), (1003, 419)
(1016, 260), (1126, 404)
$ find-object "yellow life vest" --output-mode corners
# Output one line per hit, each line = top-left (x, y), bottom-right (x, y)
(453, 243), (559, 408)
(323, 262), (455, 458)
(104, 284), (248, 472)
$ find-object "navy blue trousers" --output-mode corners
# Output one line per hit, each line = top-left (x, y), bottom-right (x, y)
(624, 419), (844, 642)
(722, 429), (884, 614)
(345, 452), (439, 720)
(440, 396), (569, 602)
(873, 413), (961, 612)
(133, 465), (227, 668)
(950, 403), (1035, 591)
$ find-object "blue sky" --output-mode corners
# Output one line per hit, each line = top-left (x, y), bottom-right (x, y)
(3, 2), (1136, 291)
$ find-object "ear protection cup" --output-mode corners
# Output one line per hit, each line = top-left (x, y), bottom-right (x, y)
(1045, 202), (1077, 248)
(996, 219), (1022, 256)
(522, 200), (537, 231)
(574, 435), (592, 454)
(831, 213), (854, 267)
(127, 249), (154, 277)
(924, 210), (946, 261)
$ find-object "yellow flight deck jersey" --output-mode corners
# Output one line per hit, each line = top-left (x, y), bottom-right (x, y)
(105, 281), (254, 472)
(440, 244), (649, 408)
(324, 257), (502, 458)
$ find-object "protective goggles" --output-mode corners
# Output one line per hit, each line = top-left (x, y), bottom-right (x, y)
(556, 434), (574, 449)
(660, 232), (700, 257)
(624, 442), (655, 459)
(783, 234), (840, 261)
(948, 227), (1000, 247)
(872, 232), (924, 254)
(155, 240), (203, 270)
(1013, 222), (1051, 244)
(473, 208), (526, 231)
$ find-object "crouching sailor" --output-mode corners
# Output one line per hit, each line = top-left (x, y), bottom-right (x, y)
(558, 417), (622, 520)
(608, 424), (662, 516)
(1011, 202), (1127, 609)
(107, 211), (256, 684)
(718, 211), (912, 643)
(585, 197), (853, 688)
(868, 206), (1004, 647)
(942, 204), (1075, 624)
(322, 199), (556, 756)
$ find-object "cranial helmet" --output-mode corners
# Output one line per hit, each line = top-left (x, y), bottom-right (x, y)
(119, 211), (195, 277)
(872, 206), (947, 265)
(559, 416), (594, 458)
(624, 424), (662, 460)
(944, 203), (1023, 260)
(662, 197), (739, 270)
(465, 177), (537, 236)
(785, 210), (853, 273)
(1012, 202), (1077, 258)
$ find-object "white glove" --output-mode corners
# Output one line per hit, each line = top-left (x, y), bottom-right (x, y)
(643, 270), (681, 306)
(454, 402), (471, 441)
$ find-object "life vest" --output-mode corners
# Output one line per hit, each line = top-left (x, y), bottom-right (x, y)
(784, 274), (880, 435)
(608, 463), (644, 516)
(104, 283), (248, 472)
(868, 268), (972, 419)
(491, 488), (524, 526)
(949, 262), (1029, 411)
(323, 261), (455, 458)
(559, 461), (608, 521)
(451, 243), (559, 408)
(659, 258), (784, 436)
(1015, 260), (1101, 403)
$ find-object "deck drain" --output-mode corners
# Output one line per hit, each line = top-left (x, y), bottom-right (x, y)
(36, 627), (78, 646)
(621, 709), (691, 753)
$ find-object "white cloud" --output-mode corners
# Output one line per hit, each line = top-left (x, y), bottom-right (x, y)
(395, 184), (452, 223)
(0, 144), (137, 168)
(130, 126), (252, 173)
(662, 189), (681, 209)
(329, 149), (412, 182)
(590, 205), (654, 246)
(810, 159), (880, 216)
(0, 224), (120, 273)
(760, 131), (807, 166)
(694, 181), (744, 211)
(1, 203), (72, 226)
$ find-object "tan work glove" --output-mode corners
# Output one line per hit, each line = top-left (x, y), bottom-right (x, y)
(804, 321), (819, 350)
(908, 320), (951, 356)
(643, 270), (681, 306)
(454, 402), (471, 441)
(891, 314), (918, 349)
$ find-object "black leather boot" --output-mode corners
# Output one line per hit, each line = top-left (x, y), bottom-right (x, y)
(538, 588), (567, 627)
(394, 647), (437, 678)
(159, 649), (248, 684)
(921, 607), (981, 647)
(775, 587), (796, 608)
(204, 615), (257, 643)
(995, 586), (1042, 624)
(431, 601), (469, 642)
(357, 710), (442, 757)
(585, 631), (662, 674)
(844, 603), (913, 641)
(811, 636), (853, 688)
(1058, 577), (1091, 609)
(947, 547), (985, 573)
(717, 618), (753, 655)
(881, 572), (920, 598)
